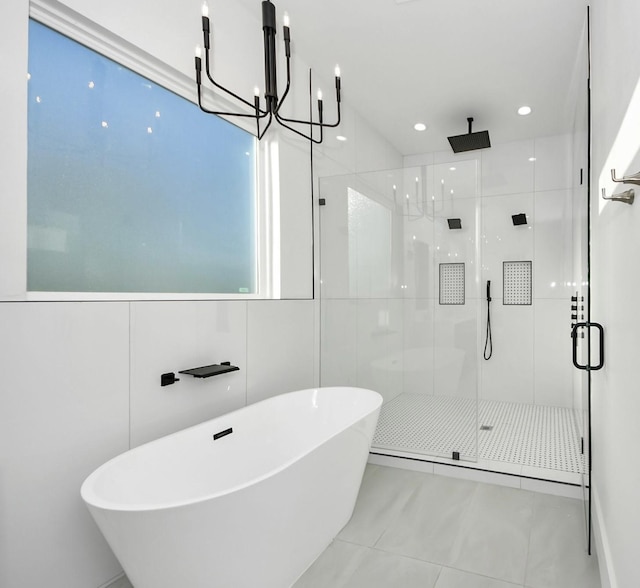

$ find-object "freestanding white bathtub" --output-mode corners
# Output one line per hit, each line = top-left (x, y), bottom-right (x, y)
(81, 387), (382, 588)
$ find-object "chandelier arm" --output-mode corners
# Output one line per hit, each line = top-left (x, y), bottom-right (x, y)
(274, 112), (322, 144)
(257, 112), (274, 140)
(276, 113), (339, 128)
(274, 57), (292, 115)
(203, 47), (269, 115)
(197, 85), (269, 119)
(276, 74), (341, 127)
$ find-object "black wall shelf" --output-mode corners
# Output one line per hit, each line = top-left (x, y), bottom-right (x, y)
(178, 362), (239, 379)
(161, 362), (239, 386)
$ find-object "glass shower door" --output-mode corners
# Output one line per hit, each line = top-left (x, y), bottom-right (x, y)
(570, 8), (594, 552)
(319, 163), (480, 463)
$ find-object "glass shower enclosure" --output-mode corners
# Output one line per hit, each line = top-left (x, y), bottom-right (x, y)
(317, 3), (592, 555)
(319, 161), (481, 462)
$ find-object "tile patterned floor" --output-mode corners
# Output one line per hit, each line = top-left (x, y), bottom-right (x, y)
(295, 465), (601, 588)
(373, 394), (583, 472)
(108, 465), (600, 588)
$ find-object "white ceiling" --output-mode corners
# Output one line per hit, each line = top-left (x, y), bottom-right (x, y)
(237, 0), (588, 156)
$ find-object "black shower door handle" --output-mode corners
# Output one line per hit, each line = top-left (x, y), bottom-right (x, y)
(572, 322), (604, 371)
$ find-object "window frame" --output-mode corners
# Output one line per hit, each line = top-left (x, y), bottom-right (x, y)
(26, 0), (276, 302)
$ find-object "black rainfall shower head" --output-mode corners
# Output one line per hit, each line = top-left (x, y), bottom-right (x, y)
(447, 117), (491, 153)
(512, 213), (528, 226)
(447, 218), (462, 230)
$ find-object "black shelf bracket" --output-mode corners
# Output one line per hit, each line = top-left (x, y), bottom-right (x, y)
(161, 372), (180, 387)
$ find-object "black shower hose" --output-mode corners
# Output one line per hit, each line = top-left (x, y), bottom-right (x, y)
(484, 293), (493, 360)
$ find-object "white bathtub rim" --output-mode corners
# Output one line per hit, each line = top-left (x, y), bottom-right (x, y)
(81, 386), (382, 513)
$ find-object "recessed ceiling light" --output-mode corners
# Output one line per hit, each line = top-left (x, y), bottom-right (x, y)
(414, 122), (427, 132)
(336, 135), (347, 141)
(449, 167), (456, 171)
(518, 106), (532, 116)
(528, 157), (536, 162)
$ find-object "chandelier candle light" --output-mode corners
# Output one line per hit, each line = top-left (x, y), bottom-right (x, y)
(194, 0), (342, 143)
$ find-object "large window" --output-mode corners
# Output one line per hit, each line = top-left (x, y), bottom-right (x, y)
(27, 20), (257, 294)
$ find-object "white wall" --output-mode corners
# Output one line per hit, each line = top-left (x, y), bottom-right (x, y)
(0, 2), (401, 588)
(590, 1), (640, 587)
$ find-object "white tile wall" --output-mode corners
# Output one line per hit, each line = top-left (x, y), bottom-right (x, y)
(129, 301), (248, 447)
(318, 175), (353, 299)
(534, 189), (574, 299)
(355, 298), (404, 404)
(432, 159), (479, 203)
(534, 299), (573, 407)
(401, 213), (434, 300)
(402, 299), (435, 395)
(534, 134), (572, 192)
(480, 304), (534, 404)
(0, 303), (129, 588)
(320, 299), (358, 387)
(278, 138), (314, 299)
(434, 301), (479, 398)
(350, 190), (395, 299)
(402, 165), (433, 219)
(403, 151), (434, 168)
(246, 300), (315, 405)
(433, 149), (481, 166)
(434, 197), (479, 301)
(481, 193), (535, 299)
(481, 140), (535, 196)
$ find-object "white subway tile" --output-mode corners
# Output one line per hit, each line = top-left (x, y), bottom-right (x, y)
(130, 301), (248, 446)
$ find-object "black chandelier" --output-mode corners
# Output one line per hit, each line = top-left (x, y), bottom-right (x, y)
(194, 1), (342, 143)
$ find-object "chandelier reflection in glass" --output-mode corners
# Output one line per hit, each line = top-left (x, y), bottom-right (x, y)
(194, 0), (342, 143)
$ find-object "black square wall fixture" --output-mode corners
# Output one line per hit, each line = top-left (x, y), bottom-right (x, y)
(447, 218), (462, 230)
(512, 213), (528, 226)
